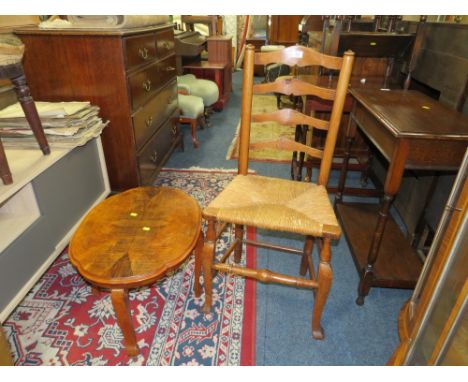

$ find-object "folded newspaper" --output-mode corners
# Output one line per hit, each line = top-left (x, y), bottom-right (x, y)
(0, 101), (108, 148)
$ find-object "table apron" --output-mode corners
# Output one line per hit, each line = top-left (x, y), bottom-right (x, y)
(352, 104), (467, 170)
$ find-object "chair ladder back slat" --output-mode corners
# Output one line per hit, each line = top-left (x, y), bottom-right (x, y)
(254, 45), (343, 70)
(318, 51), (355, 186)
(253, 79), (336, 101)
(252, 109), (329, 131)
(238, 45), (256, 175)
(250, 137), (323, 160)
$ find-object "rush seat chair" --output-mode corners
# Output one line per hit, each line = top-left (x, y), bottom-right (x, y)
(194, 44), (354, 339)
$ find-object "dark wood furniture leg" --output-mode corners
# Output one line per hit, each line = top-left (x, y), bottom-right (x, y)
(0, 140), (13, 185)
(356, 140), (409, 305)
(6, 63), (50, 155)
(110, 288), (139, 357)
(335, 105), (357, 204)
(0, 62), (50, 185)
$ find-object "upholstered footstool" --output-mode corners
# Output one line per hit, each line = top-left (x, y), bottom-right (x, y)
(178, 93), (205, 148)
(177, 74), (219, 124)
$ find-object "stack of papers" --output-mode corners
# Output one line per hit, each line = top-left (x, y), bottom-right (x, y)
(0, 101), (109, 148)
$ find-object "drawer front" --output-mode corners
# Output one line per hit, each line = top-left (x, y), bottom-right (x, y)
(157, 55), (177, 87)
(128, 55), (177, 110)
(138, 113), (179, 185)
(124, 33), (157, 70)
(128, 62), (159, 110)
(132, 80), (178, 149)
(156, 28), (175, 59)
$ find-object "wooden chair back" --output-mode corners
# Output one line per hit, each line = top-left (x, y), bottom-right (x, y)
(238, 44), (354, 186)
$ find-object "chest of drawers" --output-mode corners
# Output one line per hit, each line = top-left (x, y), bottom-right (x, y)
(16, 25), (181, 191)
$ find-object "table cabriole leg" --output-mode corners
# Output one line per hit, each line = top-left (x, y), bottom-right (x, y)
(111, 288), (139, 357)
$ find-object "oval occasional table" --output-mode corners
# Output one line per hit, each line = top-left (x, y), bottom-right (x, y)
(69, 186), (202, 357)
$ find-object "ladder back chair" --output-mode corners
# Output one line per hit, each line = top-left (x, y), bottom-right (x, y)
(194, 45), (354, 339)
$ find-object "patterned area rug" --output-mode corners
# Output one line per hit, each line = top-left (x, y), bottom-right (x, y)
(226, 95), (296, 163)
(4, 169), (256, 366)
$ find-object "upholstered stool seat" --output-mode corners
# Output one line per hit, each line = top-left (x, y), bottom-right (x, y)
(177, 74), (219, 124)
(177, 74), (219, 106)
(178, 93), (205, 148)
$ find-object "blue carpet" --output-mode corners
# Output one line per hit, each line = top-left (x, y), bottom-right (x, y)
(165, 71), (412, 365)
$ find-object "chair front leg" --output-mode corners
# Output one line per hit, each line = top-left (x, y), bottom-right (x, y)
(312, 237), (333, 340)
(202, 218), (217, 314)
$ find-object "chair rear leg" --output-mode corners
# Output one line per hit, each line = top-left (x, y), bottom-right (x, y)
(234, 224), (244, 263)
(193, 230), (204, 298)
(202, 218), (217, 314)
(300, 236), (315, 278)
(312, 237), (333, 340)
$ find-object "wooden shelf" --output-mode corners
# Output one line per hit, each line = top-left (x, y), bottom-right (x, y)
(0, 183), (40, 253)
(336, 202), (423, 289)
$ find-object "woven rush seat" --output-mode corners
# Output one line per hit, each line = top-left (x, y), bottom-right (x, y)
(203, 174), (341, 238)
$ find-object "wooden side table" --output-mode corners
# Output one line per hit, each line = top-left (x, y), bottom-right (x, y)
(335, 88), (468, 305)
(69, 186), (202, 356)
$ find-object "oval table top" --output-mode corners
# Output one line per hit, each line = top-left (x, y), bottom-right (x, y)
(69, 186), (202, 289)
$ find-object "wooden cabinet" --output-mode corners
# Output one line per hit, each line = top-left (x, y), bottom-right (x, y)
(183, 35), (233, 110)
(16, 25), (181, 191)
(268, 15), (303, 46)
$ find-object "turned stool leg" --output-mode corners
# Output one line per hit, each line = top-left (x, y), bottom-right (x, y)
(111, 288), (139, 357)
(190, 120), (200, 148)
(10, 69), (50, 155)
(202, 218), (216, 314)
(312, 238), (333, 340)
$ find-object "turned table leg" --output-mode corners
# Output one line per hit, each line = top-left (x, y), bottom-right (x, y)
(111, 288), (139, 357)
(356, 140), (409, 305)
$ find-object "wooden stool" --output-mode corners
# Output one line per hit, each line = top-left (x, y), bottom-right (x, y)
(178, 93), (206, 148)
(69, 186), (202, 357)
(0, 34), (50, 185)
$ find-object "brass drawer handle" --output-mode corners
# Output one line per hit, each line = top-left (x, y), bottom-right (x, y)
(138, 47), (149, 59)
(165, 66), (176, 72)
(171, 124), (177, 136)
(162, 41), (170, 50)
(142, 79), (152, 92)
(145, 116), (153, 127)
(150, 150), (158, 164)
